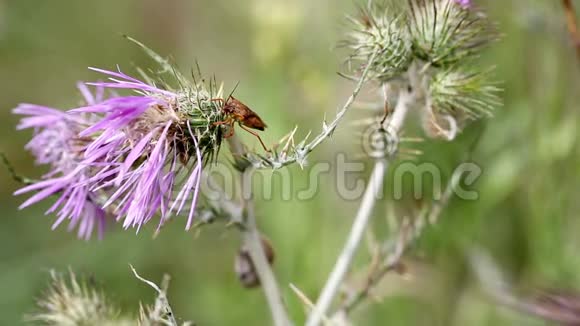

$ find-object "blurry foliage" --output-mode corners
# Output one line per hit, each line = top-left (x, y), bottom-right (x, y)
(0, 0), (579, 325)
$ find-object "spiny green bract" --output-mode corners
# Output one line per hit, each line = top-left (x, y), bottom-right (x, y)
(174, 80), (228, 165)
(128, 36), (228, 165)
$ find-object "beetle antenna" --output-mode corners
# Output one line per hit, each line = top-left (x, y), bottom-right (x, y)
(226, 81), (241, 101)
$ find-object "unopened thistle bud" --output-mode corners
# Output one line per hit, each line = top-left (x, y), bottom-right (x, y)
(234, 236), (275, 288)
(423, 68), (501, 139)
(343, 2), (413, 82)
(30, 269), (188, 326)
(428, 68), (501, 118)
(408, 0), (496, 67)
(28, 271), (126, 325)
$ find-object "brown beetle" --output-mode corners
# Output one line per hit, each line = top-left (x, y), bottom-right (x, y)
(213, 96), (268, 151)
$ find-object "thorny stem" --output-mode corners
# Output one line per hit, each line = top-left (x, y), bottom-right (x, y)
(562, 0), (580, 61)
(305, 89), (413, 326)
(229, 136), (292, 326)
(300, 51), (379, 155)
(254, 51), (379, 169)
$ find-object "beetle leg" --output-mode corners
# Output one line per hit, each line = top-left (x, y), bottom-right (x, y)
(224, 121), (236, 138)
(239, 123), (269, 152)
(214, 117), (235, 138)
(213, 120), (230, 126)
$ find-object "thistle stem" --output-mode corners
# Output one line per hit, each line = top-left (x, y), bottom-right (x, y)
(331, 130), (486, 318)
(306, 160), (387, 326)
(301, 51), (379, 154)
(253, 50), (379, 169)
(335, 167), (464, 316)
(305, 89), (412, 326)
(229, 136), (292, 326)
(241, 186), (292, 326)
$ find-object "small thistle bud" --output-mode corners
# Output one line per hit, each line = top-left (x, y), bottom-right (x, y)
(428, 68), (502, 118)
(234, 236), (275, 288)
(408, 0), (497, 67)
(28, 271), (127, 326)
(422, 68), (500, 139)
(343, 2), (413, 82)
(30, 269), (188, 326)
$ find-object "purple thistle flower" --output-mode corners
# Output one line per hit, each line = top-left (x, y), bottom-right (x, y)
(69, 67), (205, 232)
(13, 84), (108, 240)
(13, 61), (224, 238)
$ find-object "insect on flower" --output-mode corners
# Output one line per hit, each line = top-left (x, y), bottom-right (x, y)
(213, 96), (269, 152)
(10, 37), (275, 237)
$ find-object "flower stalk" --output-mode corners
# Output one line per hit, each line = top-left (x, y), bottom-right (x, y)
(230, 136), (292, 326)
(306, 88), (414, 326)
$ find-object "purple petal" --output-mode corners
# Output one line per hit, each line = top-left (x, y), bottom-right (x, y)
(77, 82), (95, 105)
(116, 129), (156, 185)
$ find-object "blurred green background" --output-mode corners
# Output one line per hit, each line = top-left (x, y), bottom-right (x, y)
(1, 0), (579, 325)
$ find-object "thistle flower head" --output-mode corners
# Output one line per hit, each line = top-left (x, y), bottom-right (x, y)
(343, 2), (413, 82)
(13, 85), (108, 240)
(69, 67), (222, 231)
(13, 42), (231, 236)
(408, 0), (496, 66)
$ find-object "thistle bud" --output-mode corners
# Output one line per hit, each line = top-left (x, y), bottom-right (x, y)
(28, 271), (123, 325)
(343, 2), (413, 82)
(428, 68), (501, 118)
(234, 236), (276, 288)
(421, 68), (501, 139)
(408, 0), (497, 67)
